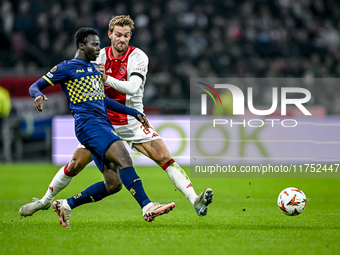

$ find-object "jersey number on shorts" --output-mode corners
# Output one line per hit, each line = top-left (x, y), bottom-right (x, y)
(140, 124), (151, 135)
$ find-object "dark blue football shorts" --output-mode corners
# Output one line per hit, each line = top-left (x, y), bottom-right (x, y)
(76, 118), (121, 172)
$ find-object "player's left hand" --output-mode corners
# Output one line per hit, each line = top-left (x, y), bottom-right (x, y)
(34, 95), (48, 112)
(98, 63), (108, 83)
(137, 114), (150, 131)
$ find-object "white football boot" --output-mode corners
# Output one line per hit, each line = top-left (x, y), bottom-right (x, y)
(194, 188), (214, 216)
(143, 202), (176, 222)
(19, 198), (51, 216)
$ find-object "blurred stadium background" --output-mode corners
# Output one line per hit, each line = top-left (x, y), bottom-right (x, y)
(1, 0), (340, 162)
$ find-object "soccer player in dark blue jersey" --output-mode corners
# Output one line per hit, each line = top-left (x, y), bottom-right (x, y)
(27, 27), (175, 228)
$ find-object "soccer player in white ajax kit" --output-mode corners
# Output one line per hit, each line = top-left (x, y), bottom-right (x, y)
(20, 15), (213, 221)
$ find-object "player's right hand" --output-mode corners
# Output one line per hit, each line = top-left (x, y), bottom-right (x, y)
(34, 95), (48, 112)
(98, 63), (108, 83)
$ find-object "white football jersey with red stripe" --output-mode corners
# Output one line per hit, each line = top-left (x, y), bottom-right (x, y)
(96, 46), (148, 125)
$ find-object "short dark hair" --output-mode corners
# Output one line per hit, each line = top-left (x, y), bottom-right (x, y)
(75, 27), (98, 48)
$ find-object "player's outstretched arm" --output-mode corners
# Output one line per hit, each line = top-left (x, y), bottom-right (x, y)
(105, 97), (149, 131)
(29, 78), (50, 112)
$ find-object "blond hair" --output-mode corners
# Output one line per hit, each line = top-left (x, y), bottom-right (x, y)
(109, 15), (135, 32)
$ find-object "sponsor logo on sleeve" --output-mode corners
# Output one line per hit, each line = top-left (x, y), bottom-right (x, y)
(50, 65), (58, 72)
(46, 72), (53, 78)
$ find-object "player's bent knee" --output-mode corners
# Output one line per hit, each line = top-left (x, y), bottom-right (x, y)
(105, 181), (123, 194)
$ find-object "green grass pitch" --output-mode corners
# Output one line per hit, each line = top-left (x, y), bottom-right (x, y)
(0, 163), (339, 255)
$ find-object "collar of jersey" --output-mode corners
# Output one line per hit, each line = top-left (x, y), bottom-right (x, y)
(73, 58), (92, 65)
(107, 46), (132, 62)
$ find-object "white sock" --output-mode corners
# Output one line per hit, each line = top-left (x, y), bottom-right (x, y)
(40, 165), (73, 205)
(62, 199), (72, 210)
(142, 202), (154, 213)
(165, 162), (197, 206)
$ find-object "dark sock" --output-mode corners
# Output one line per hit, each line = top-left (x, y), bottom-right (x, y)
(67, 181), (109, 209)
(119, 166), (151, 208)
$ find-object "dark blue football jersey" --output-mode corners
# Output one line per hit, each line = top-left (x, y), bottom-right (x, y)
(42, 58), (112, 130)
(40, 58), (120, 171)
(43, 59), (105, 116)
